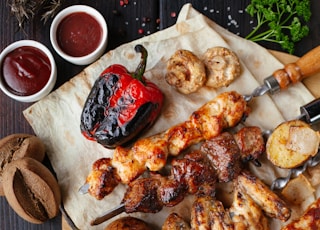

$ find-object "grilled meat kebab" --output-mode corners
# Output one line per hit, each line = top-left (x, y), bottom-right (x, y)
(100, 126), (265, 214)
(83, 91), (250, 200)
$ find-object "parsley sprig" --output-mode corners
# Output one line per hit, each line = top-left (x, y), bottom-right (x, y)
(245, 0), (311, 54)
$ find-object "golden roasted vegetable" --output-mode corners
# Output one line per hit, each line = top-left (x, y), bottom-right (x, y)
(266, 120), (320, 169)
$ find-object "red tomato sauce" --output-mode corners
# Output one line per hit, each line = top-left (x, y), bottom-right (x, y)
(1, 46), (51, 96)
(57, 12), (102, 57)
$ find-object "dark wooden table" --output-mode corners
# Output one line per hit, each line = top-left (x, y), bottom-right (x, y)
(1, 0), (319, 229)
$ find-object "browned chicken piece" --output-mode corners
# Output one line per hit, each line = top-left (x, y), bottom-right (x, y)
(201, 132), (242, 183)
(230, 183), (269, 230)
(233, 126), (265, 163)
(85, 158), (120, 200)
(85, 91), (249, 200)
(191, 196), (234, 230)
(282, 198), (320, 230)
(166, 49), (207, 94)
(162, 213), (191, 230)
(236, 171), (291, 222)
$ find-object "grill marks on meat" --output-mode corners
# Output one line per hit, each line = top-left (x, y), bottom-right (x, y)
(85, 91), (249, 200)
(236, 171), (291, 222)
(201, 127), (265, 183)
(121, 151), (217, 213)
(230, 178), (269, 230)
(201, 132), (242, 183)
(234, 126), (265, 163)
(191, 196), (234, 230)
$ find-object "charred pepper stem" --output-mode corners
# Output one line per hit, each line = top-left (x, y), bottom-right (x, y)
(132, 45), (147, 84)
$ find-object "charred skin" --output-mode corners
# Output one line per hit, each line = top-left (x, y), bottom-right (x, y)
(84, 91), (250, 200)
(122, 151), (217, 213)
(80, 45), (164, 149)
(201, 132), (243, 183)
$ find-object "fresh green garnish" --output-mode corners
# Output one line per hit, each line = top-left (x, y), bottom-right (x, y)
(245, 0), (311, 54)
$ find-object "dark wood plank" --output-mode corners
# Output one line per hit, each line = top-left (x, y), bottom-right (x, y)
(159, 0), (320, 57)
(1, 0), (320, 229)
(0, 1), (160, 229)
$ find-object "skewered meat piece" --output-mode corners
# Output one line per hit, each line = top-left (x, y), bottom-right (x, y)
(233, 126), (265, 163)
(201, 132), (242, 183)
(200, 126), (265, 183)
(84, 91), (249, 200)
(230, 181), (269, 230)
(162, 213), (191, 230)
(236, 171), (291, 222)
(121, 151), (217, 213)
(191, 196), (234, 230)
(123, 177), (163, 213)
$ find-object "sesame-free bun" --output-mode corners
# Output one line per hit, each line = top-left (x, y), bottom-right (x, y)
(2, 157), (61, 224)
(0, 134), (45, 195)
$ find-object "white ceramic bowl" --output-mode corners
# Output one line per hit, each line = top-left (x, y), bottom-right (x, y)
(50, 5), (108, 65)
(0, 40), (57, 103)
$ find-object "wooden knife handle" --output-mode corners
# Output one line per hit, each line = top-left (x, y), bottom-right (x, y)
(272, 45), (320, 89)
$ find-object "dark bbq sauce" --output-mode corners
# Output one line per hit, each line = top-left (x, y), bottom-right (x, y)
(57, 12), (102, 57)
(1, 46), (51, 96)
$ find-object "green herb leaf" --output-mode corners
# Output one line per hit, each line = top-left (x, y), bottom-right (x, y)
(245, 0), (311, 54)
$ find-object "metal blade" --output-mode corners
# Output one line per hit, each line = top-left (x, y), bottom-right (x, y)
(90, 204), (126, 226)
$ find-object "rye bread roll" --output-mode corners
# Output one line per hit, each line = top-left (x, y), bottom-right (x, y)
(0, 134), (45, 196)
(2, 157), (61, 224)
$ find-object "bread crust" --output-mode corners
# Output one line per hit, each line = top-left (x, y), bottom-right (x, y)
(2, 157), (61, 224)
(0, 134), (46, 196)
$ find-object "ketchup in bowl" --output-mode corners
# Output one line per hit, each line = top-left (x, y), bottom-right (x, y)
(56, 12), (102, 57)
(1, 46), (51, 96)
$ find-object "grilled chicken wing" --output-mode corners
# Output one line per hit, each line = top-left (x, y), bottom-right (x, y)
(230, 183), (268, 229)
(191, 196), (233, 230)
(237, 171), (291, 222)
(162, 213), (191, 230)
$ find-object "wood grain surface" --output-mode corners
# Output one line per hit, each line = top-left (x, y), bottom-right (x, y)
(1, 1), (320, 229)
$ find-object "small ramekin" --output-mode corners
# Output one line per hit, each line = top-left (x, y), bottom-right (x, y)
(50, 5), (108, 65)
(0, 40), (57, 103)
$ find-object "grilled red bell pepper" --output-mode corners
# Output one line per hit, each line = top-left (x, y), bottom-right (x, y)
(80, 45), (164, 148)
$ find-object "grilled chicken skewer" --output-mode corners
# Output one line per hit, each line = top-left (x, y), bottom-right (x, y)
(90, 126), (266, 225)
(80, 91), (249, 200)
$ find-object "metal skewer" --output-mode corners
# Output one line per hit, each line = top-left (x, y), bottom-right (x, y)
(244, 45), (320, 103)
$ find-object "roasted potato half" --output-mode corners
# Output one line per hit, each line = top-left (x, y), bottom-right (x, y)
(266, 120), (320, 169)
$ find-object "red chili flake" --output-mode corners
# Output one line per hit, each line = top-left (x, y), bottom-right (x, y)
(170, 12), (176, 18)
(120, 0), (129, 6)
(138, 28), (144, 34)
